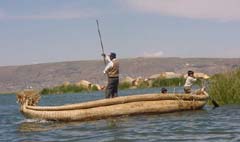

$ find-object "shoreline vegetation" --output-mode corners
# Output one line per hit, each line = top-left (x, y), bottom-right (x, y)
(40, 84), (99, 95)
(40, 77), (197, 95)
(0, 92), (15, 95)
(39, 72), (206, 95)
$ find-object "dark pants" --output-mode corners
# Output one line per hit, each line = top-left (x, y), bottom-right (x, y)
(105, 77), (119, 98)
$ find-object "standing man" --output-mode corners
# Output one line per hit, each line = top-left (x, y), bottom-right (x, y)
(102, 52), (119, 98)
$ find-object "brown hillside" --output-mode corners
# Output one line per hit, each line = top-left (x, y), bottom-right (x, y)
(0, 58), (239, 93)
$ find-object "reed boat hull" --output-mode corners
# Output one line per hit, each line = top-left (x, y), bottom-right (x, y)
(18, 92), (209, 122)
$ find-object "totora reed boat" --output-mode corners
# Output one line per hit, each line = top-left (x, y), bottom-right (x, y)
(17, 90), (209, 122)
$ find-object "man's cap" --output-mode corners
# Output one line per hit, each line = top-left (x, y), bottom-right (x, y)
(109, 52), (116, 58)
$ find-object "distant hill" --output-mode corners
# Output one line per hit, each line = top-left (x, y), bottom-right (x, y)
(0, 57), (239, 93)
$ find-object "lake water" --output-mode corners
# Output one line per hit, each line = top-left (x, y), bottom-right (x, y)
(0, 88), (240, 142)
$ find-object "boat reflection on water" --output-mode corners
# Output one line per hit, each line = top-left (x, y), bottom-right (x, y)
(18, 119), (68, 132)
(17, 118), (122, 133)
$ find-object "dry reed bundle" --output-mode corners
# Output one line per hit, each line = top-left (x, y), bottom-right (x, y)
(16, 90), (40, 106)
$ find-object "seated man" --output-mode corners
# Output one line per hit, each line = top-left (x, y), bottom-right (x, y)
(184, 70), (197, 94)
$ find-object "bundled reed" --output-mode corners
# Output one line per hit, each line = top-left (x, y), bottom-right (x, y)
(16, 90), (208, 122)
(16, 90), (40, 106)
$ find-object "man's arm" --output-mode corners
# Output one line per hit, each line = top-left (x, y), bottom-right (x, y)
(103, 56), (113, 74)
(191, 77), (197, 82)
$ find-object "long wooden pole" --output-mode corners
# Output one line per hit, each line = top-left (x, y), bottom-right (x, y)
(96, 20), (106, 65)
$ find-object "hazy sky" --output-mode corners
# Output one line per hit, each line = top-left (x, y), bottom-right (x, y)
(0, 0), (240, 66)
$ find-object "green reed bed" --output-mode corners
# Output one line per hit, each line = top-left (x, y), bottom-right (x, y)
(119, 77), (201, 90)
(208, 69), (240, 105)
(151, 77), (185, 87)
(41, 84), (98, 95)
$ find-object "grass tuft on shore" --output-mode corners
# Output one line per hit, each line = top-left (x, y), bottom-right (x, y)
(118, 82), (132, 90)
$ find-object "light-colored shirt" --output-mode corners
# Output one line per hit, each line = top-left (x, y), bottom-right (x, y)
(184, 76), (197, 87)
(103, 56), (114, 74)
